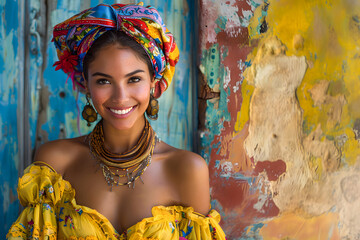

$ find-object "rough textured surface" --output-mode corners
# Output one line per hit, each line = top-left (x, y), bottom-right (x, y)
(243, 39), (312, 213)
(199, 0), (360, 239)
(0, 0), (23, 235)
(246, 1), (360, 238)
(198, 1), (282, 238)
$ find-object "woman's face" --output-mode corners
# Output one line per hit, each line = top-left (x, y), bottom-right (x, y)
(86, 44), (154, 131)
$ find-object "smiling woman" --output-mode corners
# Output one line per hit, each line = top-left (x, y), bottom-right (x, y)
(87, 43), (153, 131)
(6, 2), (226, 240)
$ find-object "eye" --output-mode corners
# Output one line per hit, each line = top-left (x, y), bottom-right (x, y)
(128, 77), (141, 83)
(96, 78), (110, 85)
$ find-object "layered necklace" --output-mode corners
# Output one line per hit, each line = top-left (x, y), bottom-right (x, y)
(88, 118), (158, 190)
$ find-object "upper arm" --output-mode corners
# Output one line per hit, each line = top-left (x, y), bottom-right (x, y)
(169, 151), (210, 215)
(33, 140), (74, 175)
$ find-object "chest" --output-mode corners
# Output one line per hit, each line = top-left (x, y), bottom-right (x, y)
(63, 155), (177, 233)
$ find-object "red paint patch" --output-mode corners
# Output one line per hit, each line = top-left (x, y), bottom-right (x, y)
(210, 170), (280, 237)
(210, 175), (250, 210)
(254, 160), (287, 181)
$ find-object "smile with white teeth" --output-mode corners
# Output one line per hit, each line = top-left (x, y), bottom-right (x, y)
(109, 106), (133, 115)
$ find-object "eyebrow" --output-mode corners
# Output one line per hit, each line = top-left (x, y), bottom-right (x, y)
(125, 69), (145, 77)
(91, 69), (145, 78)
(91, 72), (112, 78)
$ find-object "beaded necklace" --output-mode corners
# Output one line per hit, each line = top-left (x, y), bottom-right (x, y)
(88, 118), (158, 190)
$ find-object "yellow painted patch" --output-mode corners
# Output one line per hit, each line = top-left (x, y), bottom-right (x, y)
(259, 212), (340, 240)
(235, 80), (254, 132)
(244, 0), (360, 166)
(309, 156), (323, 180)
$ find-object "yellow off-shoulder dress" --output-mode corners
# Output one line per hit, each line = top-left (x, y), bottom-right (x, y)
(7, 164), (226, 240)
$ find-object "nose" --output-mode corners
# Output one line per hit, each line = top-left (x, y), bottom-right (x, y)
(111, 83), (129, 103)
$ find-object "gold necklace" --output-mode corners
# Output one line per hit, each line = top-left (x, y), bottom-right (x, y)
(88, 118), (158, 190)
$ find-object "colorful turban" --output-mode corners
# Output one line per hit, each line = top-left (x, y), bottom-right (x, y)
(52, 2), (179, 98)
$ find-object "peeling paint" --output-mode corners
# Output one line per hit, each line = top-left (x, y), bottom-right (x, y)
(0, 16), (17, 104)
(259, 212), (340, 240)
(0, 0), (22, 235)
(200, 0), (360, 238)
(254, 160), (286, 181)
(199, 1), (279, 238)
(244, 38), (314, 215)
(240, 0), (360, 238)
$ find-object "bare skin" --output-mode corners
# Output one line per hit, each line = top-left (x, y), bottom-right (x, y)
(34, 136), (210, 233)
(33, 44), (210, 234)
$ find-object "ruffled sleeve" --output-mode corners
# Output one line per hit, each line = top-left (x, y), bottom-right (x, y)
(7, 164), (227, 239)
(126, 205), (226, 240)
(6, 164), (71, 239)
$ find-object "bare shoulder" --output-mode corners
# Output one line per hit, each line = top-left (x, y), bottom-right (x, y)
(158, 142), (210, 214)
(33, 136), (88, 175)
(165, 147), (208, 177)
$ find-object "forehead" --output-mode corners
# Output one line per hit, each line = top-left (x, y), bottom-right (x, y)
(88, 44), (149, 73)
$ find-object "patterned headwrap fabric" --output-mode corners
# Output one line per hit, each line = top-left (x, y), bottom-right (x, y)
(52, 2), (179, 98)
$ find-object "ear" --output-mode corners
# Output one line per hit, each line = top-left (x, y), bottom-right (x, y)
(84, 80), (89, 92)
(82, 72), (89, 92)
(150, 77), (156, 89)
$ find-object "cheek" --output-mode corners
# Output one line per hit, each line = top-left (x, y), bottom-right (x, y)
(135, 85), (151, 105)
(89, 89), (109, 108)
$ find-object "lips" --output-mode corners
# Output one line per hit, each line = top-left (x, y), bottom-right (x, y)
(107, 105), (137, 118)
(109, 106), (133, 115)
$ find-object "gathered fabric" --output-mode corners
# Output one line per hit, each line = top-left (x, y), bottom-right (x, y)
(52, 2), (179, 98)
(7, 164), (226, 240)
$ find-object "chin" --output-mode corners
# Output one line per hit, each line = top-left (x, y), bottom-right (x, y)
(110, 121), (137, 131)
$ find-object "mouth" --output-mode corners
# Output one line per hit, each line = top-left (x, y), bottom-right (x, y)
(109, 106), (133, 115)
(107, 105), (137, 118)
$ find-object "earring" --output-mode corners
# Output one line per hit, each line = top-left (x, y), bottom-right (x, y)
(82, 93), (97, 126)
(146, 88), (159, 120)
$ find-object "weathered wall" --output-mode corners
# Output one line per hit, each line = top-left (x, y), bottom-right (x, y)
(0, 0), (25, 235)
(1, 0), (196, 236)
(199, 0), (360, 239)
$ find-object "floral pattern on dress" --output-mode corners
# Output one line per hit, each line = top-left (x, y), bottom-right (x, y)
(7, 164), (226, 240)
(180, 226), (193, 239)
(75, 208), (83, 215)
(58, 207), (75, 229)
(64, 215), (75, 229)
(27, 219), (34, 235)
(42, 203), (52, 213)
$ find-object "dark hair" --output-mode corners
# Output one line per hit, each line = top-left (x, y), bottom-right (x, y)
(83, 30), (154, 80)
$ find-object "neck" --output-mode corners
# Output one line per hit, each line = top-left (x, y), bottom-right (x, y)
(101, 116), (146, 154)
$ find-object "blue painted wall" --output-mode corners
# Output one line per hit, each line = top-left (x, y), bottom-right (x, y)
(0, 0), (24, 235)
(1, 0), (196, 236)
